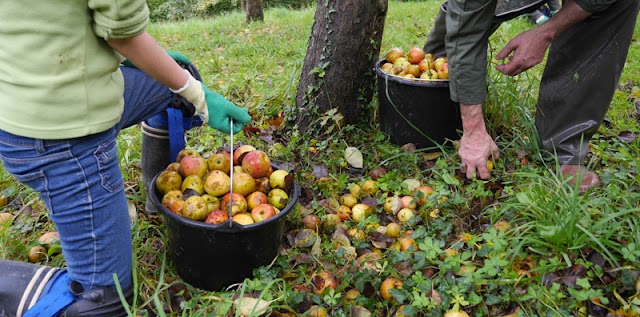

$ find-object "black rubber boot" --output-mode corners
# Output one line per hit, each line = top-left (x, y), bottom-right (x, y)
(61, 281), (133, 317)
(141, 122), (172, 215)
(0, 260), (60, 317)
(535, 0), (640, 165)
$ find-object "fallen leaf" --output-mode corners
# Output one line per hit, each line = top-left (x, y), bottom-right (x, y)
(345, 147), (364, 168)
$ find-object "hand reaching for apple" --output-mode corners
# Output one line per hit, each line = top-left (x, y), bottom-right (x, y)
(459, 105), (499, 180)
(495, 27), (553, 76)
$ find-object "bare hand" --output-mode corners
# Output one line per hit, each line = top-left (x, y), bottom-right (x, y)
(495, 27), (552, 76)
(459, 129), (499, 180)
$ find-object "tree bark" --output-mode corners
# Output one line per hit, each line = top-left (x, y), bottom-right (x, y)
(245, 0), (264, 23)
(295, 0), (388, 134)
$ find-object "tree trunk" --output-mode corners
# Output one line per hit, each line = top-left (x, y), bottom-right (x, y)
(295, 0), (388, 134)
(245, 0), (264, 23)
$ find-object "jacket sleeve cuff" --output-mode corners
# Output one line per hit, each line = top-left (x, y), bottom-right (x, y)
(90, 1), (150, 40)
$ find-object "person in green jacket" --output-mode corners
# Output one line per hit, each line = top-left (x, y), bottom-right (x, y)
(0, 0), (251, 315)
(426, 0), (639, 192)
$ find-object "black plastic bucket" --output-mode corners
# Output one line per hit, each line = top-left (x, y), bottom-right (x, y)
(374, 59), (462, 150)
(150, 171), (299, 291)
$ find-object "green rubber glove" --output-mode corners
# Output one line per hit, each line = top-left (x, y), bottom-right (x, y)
(121, 50), (192, 68)
(201, 83), (251, 134)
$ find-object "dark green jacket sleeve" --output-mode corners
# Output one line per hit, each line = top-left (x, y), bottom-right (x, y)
(445, 0), (497, 105)
(574, 0), (616, 12)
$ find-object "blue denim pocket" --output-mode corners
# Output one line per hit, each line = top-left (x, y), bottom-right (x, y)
(94, 136), (122, 193)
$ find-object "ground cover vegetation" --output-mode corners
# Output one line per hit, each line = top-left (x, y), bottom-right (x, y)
(1, 1), (639, 316)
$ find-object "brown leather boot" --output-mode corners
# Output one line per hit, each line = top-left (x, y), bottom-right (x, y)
(560, 165), (601, 193)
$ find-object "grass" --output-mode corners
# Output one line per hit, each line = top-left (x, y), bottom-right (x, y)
(1, 1), (639, 316)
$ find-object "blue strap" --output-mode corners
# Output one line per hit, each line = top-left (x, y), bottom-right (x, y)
(167, 108), (185, 162)
(23, 271), (75, 317)
(149, 108), (203, 161)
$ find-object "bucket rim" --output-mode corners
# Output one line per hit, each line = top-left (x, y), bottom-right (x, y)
(149, 171), (300, 233)
(374, 58), (450, 88)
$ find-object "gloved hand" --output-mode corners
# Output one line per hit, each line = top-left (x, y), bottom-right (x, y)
(173, 72), (251, 134)
(201, 84), (251, 134)
(121, 50), (192, 68)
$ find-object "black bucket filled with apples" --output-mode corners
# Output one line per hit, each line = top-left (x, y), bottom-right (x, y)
(375, 47), (462, 151)
(150, 145), (299, 291)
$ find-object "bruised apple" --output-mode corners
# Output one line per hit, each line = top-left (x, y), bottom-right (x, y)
(201, 194), (220, 212)
(155, 170), (182, 195)
(232, 172), (256, 197)
(302, 214), (321, 230)
(179, 155), (207, 179)
(233, 144), (256, 165)
(181, 175), (205, 195)
(336, 205), (352, 221)
(206, 152), (231, 174)
(385, 47), (405, 64)
(221, 192), (248, 216)
(204, 170), (231, 197)
(267, 189), (289, 210)
(436, 62), (449, 79)
(241, 150), (271, 179)
(204, 209), (229, 225)
(379, 277), (403, 300)
(232, 212), (254, 225)
(181, 195), (209, 221)
(311, 271), (338, 295)
(251, 204), (277, 222)
(406, 47), (426, 64)
(269, 170), (288, 190)
(246, 191), (268, 211)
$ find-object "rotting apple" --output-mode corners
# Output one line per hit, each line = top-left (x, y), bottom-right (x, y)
(178, 155), (208, 179)
(221, 192), (248, 216)
(0, 212), (13, 226)
(339, 193), (358, 208)
(181, 175), (205, 195)
(269, 169), (289, 190)
(379, 277), (403, 300)
(400, 196), (417, 210)
(385, 47), (405, 64)
(397, 208), (415, 223)
(383, 195), (402, 215)
(322, 214), (342, 232)
(155, 170), (183, 195)
(246, 191), (268, 211)
(386, 222), (401, 238)
(351, 203), (371, 222)
(233, 144), (257, 165)
(232, 212), (254, 225)
(436, 62), (449, 79)
(302, 213), (321, 230)
(311, 270), (338, 295)
(175, 148), (200, 164)
(204, 170), (231, 197)
(251, 203), (277, 223)
(414, 185), (434, 205)
(369, 167), (386, 180)
(232, 172), (256, 197)
(206, 152), (231, 174)
(336, 205), (352, 221)
(204, 209), (229, 225)
(361, 180), (378, 196)
(420, 69), (439, 80)
(38, 231), (60, 249)
(307, 305), (328, 317)
(406, 47), (426, 64)
(181, 195), (209, 221)
(201, 194), (220, 212)
(28, 245), (47, 263)
(399, 236), (418, 252)
(267, 188), (289, 210)
(241, 150), (271, 179)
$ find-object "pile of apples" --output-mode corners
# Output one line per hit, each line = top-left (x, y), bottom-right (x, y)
(155, 145), (292, 226)
(380, 47), (448, 80)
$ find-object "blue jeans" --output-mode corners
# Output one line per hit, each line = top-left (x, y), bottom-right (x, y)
(0, 67), (172, 291)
